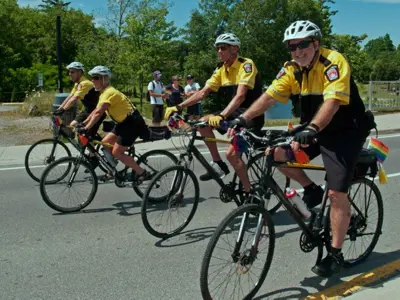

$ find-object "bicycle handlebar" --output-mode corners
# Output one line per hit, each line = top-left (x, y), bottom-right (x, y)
(237, 122), (309, 148)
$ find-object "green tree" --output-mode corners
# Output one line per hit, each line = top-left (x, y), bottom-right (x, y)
(331, 33), (371, 82)
(364, 34), (396, 60)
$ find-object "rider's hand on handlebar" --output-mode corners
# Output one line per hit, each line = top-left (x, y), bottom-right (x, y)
(208, 115), (224, 128)
(227, 116), (247, 137)
(53, 108), (65, 116)
(292, 127), (318, 150)
(164, 106), (181, 120)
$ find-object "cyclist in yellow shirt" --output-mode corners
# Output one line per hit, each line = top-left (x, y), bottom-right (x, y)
(164, 33), (264, 199)
(55, 62), (102, 132)
(55, 62), (105, 169)
(232, 20), (372, 277)
(82, 66), (152, 184)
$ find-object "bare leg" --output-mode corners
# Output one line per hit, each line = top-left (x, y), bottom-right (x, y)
(226, 145), (250, 192)
(329, 190), (351, 248)
(197, 115), (222, 162)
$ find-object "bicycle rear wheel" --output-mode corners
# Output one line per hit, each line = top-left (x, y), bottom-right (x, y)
(141, 165), (199, 238)
(40, 157), (98, 213)
(25, 138), (71, 182)
(324, 178), (383, 267)
(133, 149), (178, 201)
(200, 204), (275, 300)
(239, 152), (288, 214)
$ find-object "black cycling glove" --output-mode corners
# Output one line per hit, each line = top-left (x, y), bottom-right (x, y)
(229, 116), (247, 131)
(293, 127), (318, 145)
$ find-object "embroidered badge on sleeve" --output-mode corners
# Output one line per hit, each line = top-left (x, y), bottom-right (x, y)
(276, 67), (286, 79)
(325, 65), (340, 82)
(243, 63), (253, 73)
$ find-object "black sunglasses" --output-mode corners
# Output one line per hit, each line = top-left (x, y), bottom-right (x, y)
(216, 45), (230, 51)
(91, 75), (101, 80)
(287, 40), (313, 52)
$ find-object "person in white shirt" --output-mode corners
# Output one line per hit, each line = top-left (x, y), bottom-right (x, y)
(184, 75), (201, 120)
(148, 70), (166, 126)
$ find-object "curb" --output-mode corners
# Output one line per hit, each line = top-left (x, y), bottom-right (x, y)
(304, 258), (400, 300)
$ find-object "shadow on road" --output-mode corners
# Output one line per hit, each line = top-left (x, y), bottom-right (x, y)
(154, 226), (217, 248)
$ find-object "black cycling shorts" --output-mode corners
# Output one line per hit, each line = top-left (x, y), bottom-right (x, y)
(213, 107), (264, 135)
(302, 130), (365, 193)
(187, 103), (201, 116)
(112, 110), (149, 147)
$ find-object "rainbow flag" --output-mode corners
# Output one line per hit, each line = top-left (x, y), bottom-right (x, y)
(367, 137), (389, 163)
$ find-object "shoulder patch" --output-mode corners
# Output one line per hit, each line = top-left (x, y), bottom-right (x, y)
(325, 65), (340, 82)
(276, 67), (286, 79)
(243, 63), (253, 73)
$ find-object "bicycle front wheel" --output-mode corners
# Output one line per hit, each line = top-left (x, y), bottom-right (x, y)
(200, 204), (275, 300)
(40, 157), (98, 213)
(25, 138), (71, 182)
(141, 165), (199, 239)
(324, 178), (383, 267)
(134, 149), (178, 201)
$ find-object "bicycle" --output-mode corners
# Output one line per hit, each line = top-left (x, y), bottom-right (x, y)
(25, 114), (108, 182)
(199, 124), (383, 300)
(39, 123), (178, 213)
(140, 113), (289, 239)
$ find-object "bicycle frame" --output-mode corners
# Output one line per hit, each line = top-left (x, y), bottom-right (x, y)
(175, 125), (247, 206)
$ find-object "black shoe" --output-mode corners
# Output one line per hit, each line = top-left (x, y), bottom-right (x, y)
(311, 253), (344, 278)
(199, 161), (230, 181)
(303, 185), (324, 209)
(132, 170), (154, 185)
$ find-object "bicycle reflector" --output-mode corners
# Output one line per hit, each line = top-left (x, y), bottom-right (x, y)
(78, 134), (89, 147)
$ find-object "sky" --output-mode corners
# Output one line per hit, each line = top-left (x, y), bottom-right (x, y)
(18, 0), (400, 47)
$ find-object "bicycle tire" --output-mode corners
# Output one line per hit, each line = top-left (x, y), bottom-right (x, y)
(239, 152), (288, 214)
(141, 165), (199, 239)
(134, 149), (178, 201)
(200, 204), (275, 300)
(25, 138), (71, 182)
(324, 178), (383, 267)
(40, 157), (98, 213)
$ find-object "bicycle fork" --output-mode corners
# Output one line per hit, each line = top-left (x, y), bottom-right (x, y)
(231, 210), (265, 274)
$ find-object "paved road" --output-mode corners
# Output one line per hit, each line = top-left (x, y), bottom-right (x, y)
(1, 134), (400, 300)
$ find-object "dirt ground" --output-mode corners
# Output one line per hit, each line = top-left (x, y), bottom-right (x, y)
(0, 113), (53, 147)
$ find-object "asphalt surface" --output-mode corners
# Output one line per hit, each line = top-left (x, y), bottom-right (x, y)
(1, 134), (400, 300)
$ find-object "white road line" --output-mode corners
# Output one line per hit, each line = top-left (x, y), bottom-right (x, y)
(0, 149), (225, 172)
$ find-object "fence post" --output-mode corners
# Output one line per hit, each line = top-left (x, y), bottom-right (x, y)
(368, 80), (373, 110)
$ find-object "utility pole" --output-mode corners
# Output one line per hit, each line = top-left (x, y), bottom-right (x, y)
(56, 15), (63, 93)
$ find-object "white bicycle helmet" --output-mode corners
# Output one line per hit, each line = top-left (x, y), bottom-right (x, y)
(214, 33), (241, 47)
(283, 20), (322, 42)
(88, 65), (112, 78)
(66, 61), (85, 71)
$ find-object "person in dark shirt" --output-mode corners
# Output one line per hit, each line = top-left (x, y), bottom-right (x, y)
(165, 75), (184, 107)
